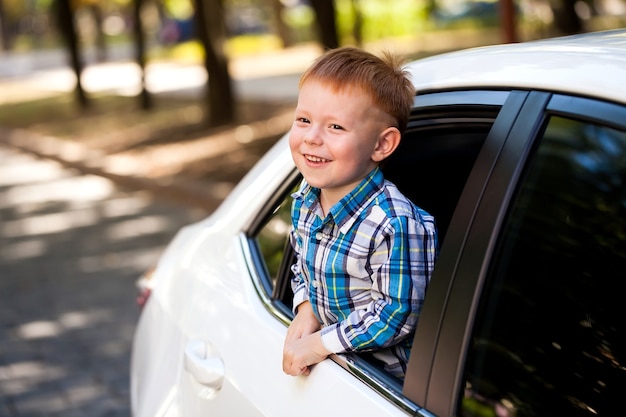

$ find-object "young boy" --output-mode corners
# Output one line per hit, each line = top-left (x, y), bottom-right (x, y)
(282, 47), (438, 380)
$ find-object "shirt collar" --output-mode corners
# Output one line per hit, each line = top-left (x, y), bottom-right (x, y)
(292, 167), (385, 232)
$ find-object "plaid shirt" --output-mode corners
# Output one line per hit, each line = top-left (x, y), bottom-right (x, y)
(290, 167), (438, 378)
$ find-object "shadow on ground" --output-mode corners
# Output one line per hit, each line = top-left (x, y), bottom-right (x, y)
(0, 149), (207, 416)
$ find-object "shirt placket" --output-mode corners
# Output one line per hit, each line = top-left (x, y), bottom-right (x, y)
(310, 217), (339, 325)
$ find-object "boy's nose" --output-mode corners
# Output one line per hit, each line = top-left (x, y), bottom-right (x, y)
(303, 128), (323, 145)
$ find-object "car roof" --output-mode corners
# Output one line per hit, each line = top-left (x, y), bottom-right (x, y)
(404, 29), (626, 104)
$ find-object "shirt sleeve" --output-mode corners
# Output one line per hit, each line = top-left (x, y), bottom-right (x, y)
(320, 213), (437, 354)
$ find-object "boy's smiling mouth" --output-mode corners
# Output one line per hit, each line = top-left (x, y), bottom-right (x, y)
(304, 154), (330, 163)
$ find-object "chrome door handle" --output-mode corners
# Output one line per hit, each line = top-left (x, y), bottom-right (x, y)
(184, 339), (225, 389)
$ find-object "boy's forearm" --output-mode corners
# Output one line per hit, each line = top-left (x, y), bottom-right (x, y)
(323, 298), (417, 353)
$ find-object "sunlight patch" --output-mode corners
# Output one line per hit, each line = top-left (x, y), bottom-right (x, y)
(16, 320), (62, 339)
(58, 311), (94, 330)
(0, 360), (66, 381)
(0, 239), (46, 261)
(101, 195), (151, 218)
(4, 175), (114, 207)
(105, 215), (170, 240)
(0, 157), (66, 187)
(2, 208), (99, 237)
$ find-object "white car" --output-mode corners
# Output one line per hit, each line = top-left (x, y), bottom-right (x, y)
(131, 29), (626, 417)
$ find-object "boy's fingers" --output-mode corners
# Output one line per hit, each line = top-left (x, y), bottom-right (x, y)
(283, 344), (310, 376)
(282, 358), (308, 376)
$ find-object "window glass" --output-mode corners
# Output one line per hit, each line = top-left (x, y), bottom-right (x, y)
(256, 188), (294, 286)
(461, 116), (626, 416)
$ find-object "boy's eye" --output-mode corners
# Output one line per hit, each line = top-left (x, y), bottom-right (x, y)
(330, 124), (343, 130)
(296, 117), (310, 124)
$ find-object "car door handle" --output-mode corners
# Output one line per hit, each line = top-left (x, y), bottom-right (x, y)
(184, 339), (225, 389)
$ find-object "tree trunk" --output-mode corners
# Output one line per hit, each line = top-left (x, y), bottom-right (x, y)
(88, 3), (107, 61)
(351, 0), (363, 47)
(56, 0), (88, 109)
(500, 0), (517, 43)
(272, 0), (293, 48)
(309, 0), (339, 50)
(194, 0), (235, 126)
(551, 0), (583, 35)
(133, 0), (152, 110)
(0, 0), (12, 51)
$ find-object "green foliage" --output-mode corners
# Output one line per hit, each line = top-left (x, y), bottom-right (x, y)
(225, 34), (283, 55)
(163, 0), (194, 19)
(461, 397), (498, 417)
(282, 3), (316, 28)
(335, 0), (430, 43)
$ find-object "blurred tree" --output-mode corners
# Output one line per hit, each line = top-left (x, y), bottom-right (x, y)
(550, 0), (583, 34)
(52, 0), (88, 109)
(133, 0), (152, 109)
(194, 0), (235, 126)
(0, 0), (22, 50)
(83, 0), (107, 61)
(0, 0), (9, 50)
(500, 0), (517, 42)
(351, 0), (363, 46)
(309, 0), (339, 49)
(271, 0), (293, 47)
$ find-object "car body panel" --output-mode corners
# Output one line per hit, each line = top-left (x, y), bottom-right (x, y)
(406, 30), (626, 105)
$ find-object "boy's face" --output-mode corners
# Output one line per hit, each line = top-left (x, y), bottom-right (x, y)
(289, 80), (394, 207)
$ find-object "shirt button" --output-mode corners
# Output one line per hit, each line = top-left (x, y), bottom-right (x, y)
(315, 232), (323, 240)
(312, 280), (318, 288)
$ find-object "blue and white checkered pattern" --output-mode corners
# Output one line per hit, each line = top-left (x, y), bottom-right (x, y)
(290, 167), (438, 378)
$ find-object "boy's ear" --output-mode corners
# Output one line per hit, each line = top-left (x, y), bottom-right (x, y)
(371, 127), (401, 162)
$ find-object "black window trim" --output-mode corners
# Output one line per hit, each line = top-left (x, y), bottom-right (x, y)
(403, 89), (524, 406)
(547, 94), (626, 130)
(417, 90), (551, 416)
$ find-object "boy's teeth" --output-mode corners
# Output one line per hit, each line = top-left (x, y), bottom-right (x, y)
(306, 155), (328, 162)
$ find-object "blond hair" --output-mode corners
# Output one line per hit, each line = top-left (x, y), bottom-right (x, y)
(299, 47), (415, 133)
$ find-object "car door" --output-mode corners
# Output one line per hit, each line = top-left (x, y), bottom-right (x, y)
(419, 91), (626, 416)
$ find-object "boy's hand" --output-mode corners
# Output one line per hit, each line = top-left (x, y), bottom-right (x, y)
(283, 331), (331, 376)
(283, 301), (329, 376)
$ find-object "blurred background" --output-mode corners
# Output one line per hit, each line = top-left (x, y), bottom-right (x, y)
(1, 0), (625, 174)
(0, 0), (625, 416)
(1, 0), (625, 194)
(2, 0), (626, 135)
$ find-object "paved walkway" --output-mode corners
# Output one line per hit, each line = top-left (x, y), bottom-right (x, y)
(0, 145), (206, 416)
(0, 44), (323, 213)
(0, 44), (318, 105)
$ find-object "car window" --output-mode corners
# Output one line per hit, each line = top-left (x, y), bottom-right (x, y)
(256, 190), (293, 286)
(461, 116), (626, 416)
